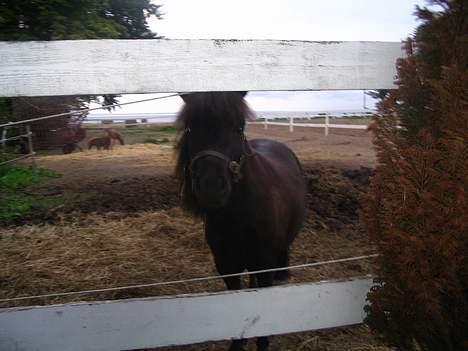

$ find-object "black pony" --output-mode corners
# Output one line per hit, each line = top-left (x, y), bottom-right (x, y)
(175, 92), (306, 351)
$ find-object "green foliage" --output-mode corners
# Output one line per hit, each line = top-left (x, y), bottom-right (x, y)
(0, 165), (56, 189)
(0, 0), (162, 41)
(145, 125), (178, 134)
(361, 1), (468, 350)
(143, 137), (170, 145)
(0, 164), (56, 223)
(0, 163), (94, 225)
(0, 191), (95, 225)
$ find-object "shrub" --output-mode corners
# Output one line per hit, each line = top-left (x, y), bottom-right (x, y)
(361, 1), (468, 350)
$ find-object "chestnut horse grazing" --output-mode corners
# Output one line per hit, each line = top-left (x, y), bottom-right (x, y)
(105, 128), (124, 146)
(175, 92), (306, 351)
(88, 136), (111, 150)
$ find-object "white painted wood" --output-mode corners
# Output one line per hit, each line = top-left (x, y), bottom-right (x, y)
(0, 40), (403, 97)
(328, 124), (368, 130)
(325, 115), (330, 136)
(248, 121), (368, 130)
(0, 278), (372, 351)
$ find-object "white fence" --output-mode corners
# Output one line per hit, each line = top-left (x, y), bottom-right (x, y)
(85, 110), (374, 136)
(0, 40), (402, 96)
(0, 39), (401, 350)
(251, 110), (373, 135)
(0, 278), (373, 351)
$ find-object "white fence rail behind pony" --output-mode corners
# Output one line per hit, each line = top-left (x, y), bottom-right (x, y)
(0, 39), (403, 351)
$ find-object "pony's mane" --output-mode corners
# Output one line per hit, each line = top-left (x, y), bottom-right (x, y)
(174, 92), (255, 215)
(176, 92), (254, 130)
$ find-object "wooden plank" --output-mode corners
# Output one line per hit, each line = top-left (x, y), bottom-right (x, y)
(0, 40), (403, 97)
(249, 122), (368, 130)
(328, 124), (368, 130)
(0, 278), (372, 351)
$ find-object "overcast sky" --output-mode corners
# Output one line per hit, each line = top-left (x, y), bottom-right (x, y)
(94, 0), (427, 115)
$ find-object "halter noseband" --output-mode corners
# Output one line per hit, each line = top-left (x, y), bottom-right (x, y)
(189, 150), (245, 183)
(185, 127), (254, 183)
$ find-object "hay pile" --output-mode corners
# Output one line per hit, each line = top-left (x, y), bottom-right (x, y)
(40, 143), (174, 164)
(0, 206), (375, 309)
(0, 208), (222, 308)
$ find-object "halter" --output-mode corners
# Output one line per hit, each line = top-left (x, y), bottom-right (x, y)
(190, 150), (245, 183)
(186, 128), (254, 183)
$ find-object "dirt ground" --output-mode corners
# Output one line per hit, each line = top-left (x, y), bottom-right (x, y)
(0, 123), (393, 350)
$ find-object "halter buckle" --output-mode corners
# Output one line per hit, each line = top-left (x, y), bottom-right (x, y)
(229, 160), (242, 182)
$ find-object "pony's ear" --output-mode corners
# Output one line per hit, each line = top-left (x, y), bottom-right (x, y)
(179, 93), (192, 104)
(180, 91), (247, 103)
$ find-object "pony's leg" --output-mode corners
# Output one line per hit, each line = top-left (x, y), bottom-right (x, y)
(228, 339), (245, 351)
(257, 273), (273, 351)
(256, 337), (269, 351)
(253, 253), (275, 351)
(254, 272), (272, 351)
(222, 276), (247, 351)
(274, 249), (290, 283)
(249, 274), (258, 288)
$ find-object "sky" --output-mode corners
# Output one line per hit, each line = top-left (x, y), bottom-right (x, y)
(93, 0), (427, 115)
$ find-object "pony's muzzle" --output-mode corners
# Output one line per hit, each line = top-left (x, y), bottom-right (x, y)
(192, 176), (230, 208)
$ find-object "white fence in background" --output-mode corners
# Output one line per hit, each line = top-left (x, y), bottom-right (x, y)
(251, 110), (374, 135)
(85, 110), (374, 136)
(0, 38), (400, 350)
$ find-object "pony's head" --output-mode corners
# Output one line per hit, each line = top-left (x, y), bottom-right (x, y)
(175, 92), (254, 213)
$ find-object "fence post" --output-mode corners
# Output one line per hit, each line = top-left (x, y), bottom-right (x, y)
(325, 115), (329, 136)
(25, 124), (36, 168)
(264, 117), (268, 130)
(1, 126), (7, 151)
(289, 116), (294, 133)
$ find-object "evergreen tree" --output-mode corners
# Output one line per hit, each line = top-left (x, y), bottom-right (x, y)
(0, 0), (162, 40)
(0, 0), (162, 148)
(361, 1), (468, 350)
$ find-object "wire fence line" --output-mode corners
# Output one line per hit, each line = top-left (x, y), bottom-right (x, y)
(0, 93), (184, 129)
(0, 124), (36, 166)
(0, 254), (378, 303)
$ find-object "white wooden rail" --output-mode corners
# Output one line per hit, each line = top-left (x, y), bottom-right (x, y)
(0, 39), (403, 96)
(250, 112), (372, 135)
(0, 278), (372, 351)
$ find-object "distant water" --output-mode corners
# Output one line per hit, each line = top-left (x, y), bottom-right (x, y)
(84, 113), (177, 124)
(85, 110), (374, 124)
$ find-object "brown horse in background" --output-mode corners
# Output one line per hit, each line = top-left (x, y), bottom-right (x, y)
(88, 136), (111, 150)
(62, 125), (87, 154)
(175, 92), (306, 351)
(105, 129), (124, 146)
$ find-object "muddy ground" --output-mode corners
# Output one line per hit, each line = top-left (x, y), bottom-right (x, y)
(0, 123), (393, 350)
